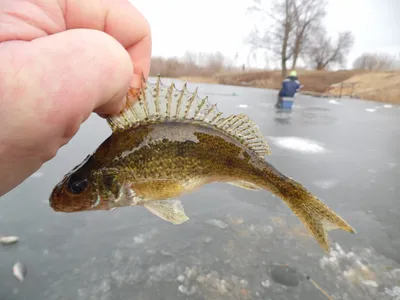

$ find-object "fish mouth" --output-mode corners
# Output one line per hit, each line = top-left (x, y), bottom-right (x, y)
(49, 182), (64, 212)
(49, 175), (75, 212)
(48, 188), (82, 213)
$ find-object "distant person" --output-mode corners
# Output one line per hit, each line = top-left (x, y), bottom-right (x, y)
(276, 70), (302, 108)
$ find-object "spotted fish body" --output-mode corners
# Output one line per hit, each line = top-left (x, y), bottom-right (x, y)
(50, 76), (355, 252)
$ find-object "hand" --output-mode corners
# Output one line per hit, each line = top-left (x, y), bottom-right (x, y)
(0, 0), (152, 196)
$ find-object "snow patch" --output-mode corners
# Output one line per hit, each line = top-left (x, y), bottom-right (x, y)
(329, 99), (341, 105)
(205, 219), (228, 229)
(268, 136), (326, 154)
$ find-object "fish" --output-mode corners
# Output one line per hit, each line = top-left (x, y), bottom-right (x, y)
(13, 261), (27, 282)
(0, 235), (19, 245)
(49, 75), (355, 252)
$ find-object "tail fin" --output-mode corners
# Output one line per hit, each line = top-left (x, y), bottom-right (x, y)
(278, 180), (355, 252)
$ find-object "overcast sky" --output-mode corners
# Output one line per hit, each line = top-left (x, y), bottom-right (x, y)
(132, 0), (400, 69)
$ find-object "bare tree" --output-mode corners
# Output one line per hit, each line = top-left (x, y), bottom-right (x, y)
(204, 51), (227, 73)
(290, 0), (326, 69)
(180, 51), (198, 75)
(306, 29), (354, 70)
(150, 56), (182, 77)
(182, 51), (198, 66)
(246, 0), (295, 77)
(246, 0), (327, 77)
(353, 52), (399, 71)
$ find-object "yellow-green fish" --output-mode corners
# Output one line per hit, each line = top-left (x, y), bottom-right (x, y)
(49, 76), (355, 252)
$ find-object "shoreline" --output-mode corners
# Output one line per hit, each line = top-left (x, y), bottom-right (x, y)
(171, 72), (400, 105)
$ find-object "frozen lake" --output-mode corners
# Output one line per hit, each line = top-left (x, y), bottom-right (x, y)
(1, 78), (399, 300)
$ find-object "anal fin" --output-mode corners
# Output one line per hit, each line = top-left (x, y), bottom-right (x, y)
(144, 199), (189, 225)
(227, 180), (262, 190)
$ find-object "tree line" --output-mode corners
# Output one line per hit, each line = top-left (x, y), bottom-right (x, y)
(352, 52), (400, 71)
(150, 51), (400, 79)
(246, 0), (400, 77)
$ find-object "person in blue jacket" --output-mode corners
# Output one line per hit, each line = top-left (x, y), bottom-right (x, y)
(276, 70), (302, 107)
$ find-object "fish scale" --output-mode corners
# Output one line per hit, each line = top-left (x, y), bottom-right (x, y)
(49, 75), (355, 252)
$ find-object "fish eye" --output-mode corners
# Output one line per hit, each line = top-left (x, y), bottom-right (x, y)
(65, 154), (94, 194)
(67, 176), (89, 194)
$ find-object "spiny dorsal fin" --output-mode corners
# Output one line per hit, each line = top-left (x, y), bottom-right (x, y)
(106, 75), (271, 157)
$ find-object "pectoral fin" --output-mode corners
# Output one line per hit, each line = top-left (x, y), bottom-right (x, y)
(227, 180), (262, 190)
(144, 199), (189, 225)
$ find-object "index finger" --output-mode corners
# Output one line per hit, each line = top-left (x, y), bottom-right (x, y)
(63, 0), (152, 84)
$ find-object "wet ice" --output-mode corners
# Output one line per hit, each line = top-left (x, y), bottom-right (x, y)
(268, 136), (326, 153)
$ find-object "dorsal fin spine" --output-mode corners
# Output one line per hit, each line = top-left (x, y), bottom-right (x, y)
(141, 83), (149, 118)
(230, 117), (242, 128)
(175, 84), (187, 118)
(201, 103), (216, 121)
(237, 124), (252, 134)
(138, 100), (148, 119)
(193, 98), (207, 119)
(130, 100), (140, 121)
(184, 87), (198, 119)
(215, 118), (225, 126)
(218, 115), (234, 129)
(231, 119), (246, 130)
(166, 84), (174, 119)
(244, 136), (258, 142)
(210, 112), (223, 124)
(155, 75), (161, 116)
